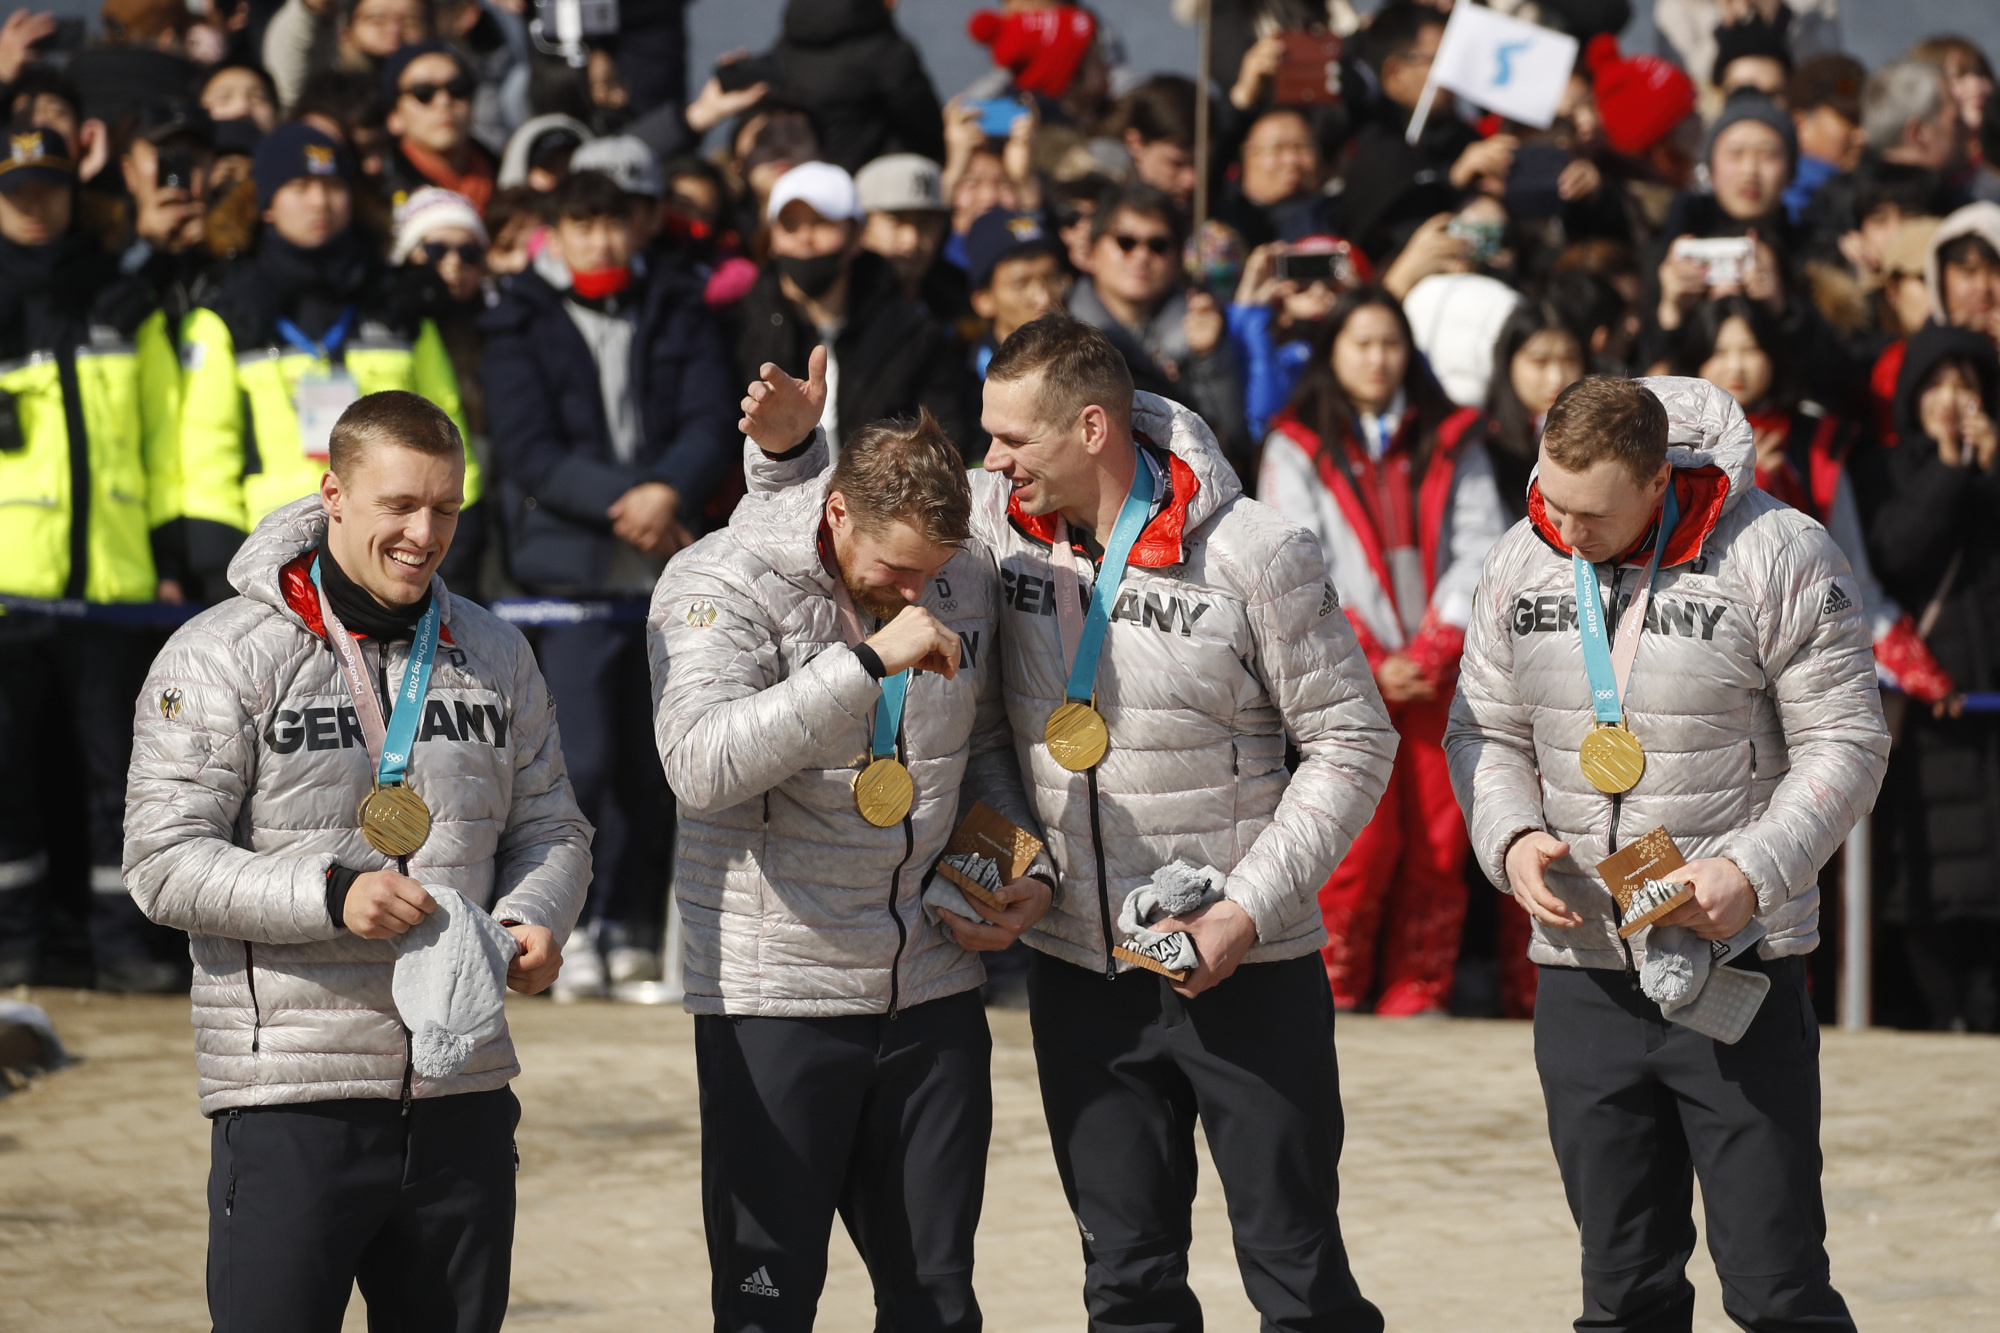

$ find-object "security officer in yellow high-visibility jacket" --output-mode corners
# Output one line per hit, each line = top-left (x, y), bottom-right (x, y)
(174, 123), (482, 595)
(0, 127), (187, 992)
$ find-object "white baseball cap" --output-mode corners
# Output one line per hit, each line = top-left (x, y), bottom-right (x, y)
(766, 160), (863, 224)
(854, 153), (944, 213)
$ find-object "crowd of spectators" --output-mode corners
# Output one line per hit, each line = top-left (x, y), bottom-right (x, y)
(2, 0), (1997, 1031)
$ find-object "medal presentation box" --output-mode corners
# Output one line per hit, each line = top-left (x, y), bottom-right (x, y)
(936, 802), (1043, 911)
(1112, 940), (1191, 982)
(1595, 826), (1693, 938)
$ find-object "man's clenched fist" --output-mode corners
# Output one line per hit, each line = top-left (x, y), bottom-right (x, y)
(865, 606), (961, 678)
(343, 869), (437, 939)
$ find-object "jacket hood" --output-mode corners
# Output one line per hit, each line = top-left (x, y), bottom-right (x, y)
(720, 475), (841, 599)
(228, 495), (455, 632)
(782, 0), (892, 47)
(1643, 375), (1755, 513)
(1006, 391), (1243, 566)
(1892, 322), (2000, 450)
(1526, 376), (1750, 566)
(1925, 201), (2000, 327)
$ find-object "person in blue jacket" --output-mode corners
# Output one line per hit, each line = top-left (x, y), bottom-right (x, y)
(481, 166), (737, 996)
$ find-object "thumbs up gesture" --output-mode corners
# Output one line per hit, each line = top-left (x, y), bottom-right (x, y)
(740, 344), (830, 456)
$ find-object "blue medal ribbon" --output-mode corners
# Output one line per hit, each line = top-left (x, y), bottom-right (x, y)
(1064, 457), (1157, 704)
(276, 306), (356, 361)
(872, 668), (908, 761)
(1571, 485), (1680, 726)
(310, 555), (441, 788)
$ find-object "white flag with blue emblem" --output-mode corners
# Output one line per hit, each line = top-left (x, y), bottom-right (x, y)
(1428, 4), (1578, 130)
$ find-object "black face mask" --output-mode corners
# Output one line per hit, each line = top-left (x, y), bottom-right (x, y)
(777, 251), (845, 299)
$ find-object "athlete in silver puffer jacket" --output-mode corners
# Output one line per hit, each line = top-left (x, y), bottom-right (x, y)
(123, 495), (592, 1116)
(1445, 376), (1890, 971)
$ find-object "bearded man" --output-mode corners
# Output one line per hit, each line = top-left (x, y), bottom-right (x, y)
(648, 409), (1050, 1332)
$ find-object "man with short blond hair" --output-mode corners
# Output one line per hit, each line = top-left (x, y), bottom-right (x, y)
(125, 390), (590, 1331)
(650, 408), (1050, 1331)
(1446, 374), (1887, 1332)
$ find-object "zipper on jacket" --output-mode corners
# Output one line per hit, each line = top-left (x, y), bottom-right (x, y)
(883, 723), (914, 1017)
(242, 942), (262, 1052)
(1606, 794), (1638, 974)
(400, 1026), (414, 1116)
(223, 1111), (239, 1215)
(57, 345), (89, 599)
(1087, 767), (1115, 980)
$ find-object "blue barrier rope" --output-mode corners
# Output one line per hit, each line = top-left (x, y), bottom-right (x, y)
(0, 594), (206, 626)
(486, 598), (650, 626)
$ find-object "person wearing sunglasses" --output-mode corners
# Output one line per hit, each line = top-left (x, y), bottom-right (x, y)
(382, 40), (494, 213)
(1068, 182), (1245, 471)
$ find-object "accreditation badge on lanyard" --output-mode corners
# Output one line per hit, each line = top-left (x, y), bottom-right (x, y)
(1573, 485), (1680, 795)
(282, 310), (360, 462)
(1042, 455), (1156, 773)
(309, 555), (442, 858)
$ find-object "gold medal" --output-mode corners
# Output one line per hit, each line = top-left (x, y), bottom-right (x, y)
(359, 783), (431, 857)
(1579, 724), (1645, 795)
(1046, 699), (1110, 772)
(853, 757), (914, 827)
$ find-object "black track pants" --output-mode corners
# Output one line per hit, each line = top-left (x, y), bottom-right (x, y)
(696, 989), (992, 1333)
(1028, 950), (1383, 1333)
(1535, 957), (1855, 1333)
(206, 1088), (520, 1333)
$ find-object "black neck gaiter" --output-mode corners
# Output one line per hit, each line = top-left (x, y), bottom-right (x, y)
(316, 543), (431, 641)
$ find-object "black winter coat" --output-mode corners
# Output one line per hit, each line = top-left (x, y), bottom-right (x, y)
(481, 257), (737, 594)
(733, 251), (980, 460)
(1861, 324), (2000, 922)
(770, 0), (945, 171)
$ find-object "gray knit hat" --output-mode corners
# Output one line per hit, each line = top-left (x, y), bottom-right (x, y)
(1702, 89), (1798, 170)
(391, 886), (518, 1079)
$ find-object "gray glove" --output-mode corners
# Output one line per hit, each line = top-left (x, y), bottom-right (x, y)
(391, 887), (518, 1079)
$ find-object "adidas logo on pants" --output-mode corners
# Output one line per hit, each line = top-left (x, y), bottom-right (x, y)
(740, 1267), (781, 1298)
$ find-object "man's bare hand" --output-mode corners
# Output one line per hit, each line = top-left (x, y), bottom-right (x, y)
(1505, 831), (1583, 929)
(0, 10), (55, 86)
(343, 870), (437, 939)
(1375, 654), (1435, 704)
(937, 876), (1053, 951)
(864, 605), (961, 678)
(1450, 134), (1518, 190)
(1155, 898), (1258, 998)
(685, 55), (770, 134)
(1656, 857), (1756, 940)
(740, 345), (828, 454)
(608, 481), (684, 557)
(505, 924), (561, 994)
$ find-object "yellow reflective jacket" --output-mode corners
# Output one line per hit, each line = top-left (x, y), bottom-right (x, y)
(0, 310), (180, 604)
(176, 307), (477, 536)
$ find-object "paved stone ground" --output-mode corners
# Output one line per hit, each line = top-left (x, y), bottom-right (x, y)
(2, 987), (1995, 1332)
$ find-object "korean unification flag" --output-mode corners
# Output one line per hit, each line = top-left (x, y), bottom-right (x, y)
(1430, 4), (1579, 130)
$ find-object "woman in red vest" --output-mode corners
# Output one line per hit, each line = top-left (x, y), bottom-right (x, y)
(1257, 286), (1508, 1014)
(1675, 295), (1951, 702)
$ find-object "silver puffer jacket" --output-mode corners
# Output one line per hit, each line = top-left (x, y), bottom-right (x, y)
(1443, 378), (1890, 969)
(123, 497), (592, 1115)
(649, 477), (1046, 1017)
(748, 394), (1398, 975)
